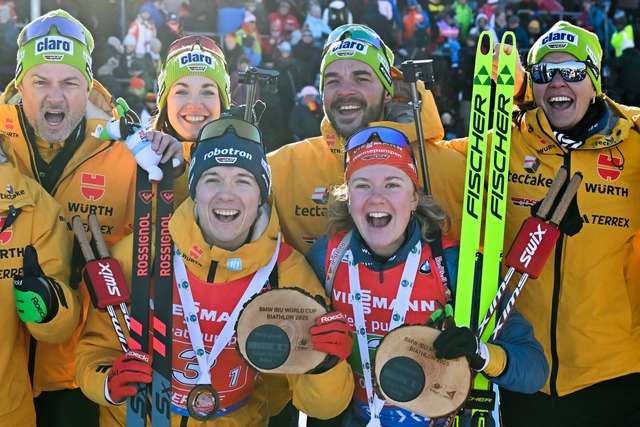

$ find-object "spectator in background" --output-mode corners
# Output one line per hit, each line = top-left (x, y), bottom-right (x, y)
(123, 77), (147, 119)
(95, 55), (123, 98)
(274, 41), (299, 114)
(578, 0), (615, 56)
(468, 13), (498, 45)
(224, 32), (246, 78)
(292, 29), (322, 88)
(269, 0), (301, 39)
(476, 0), (499, 29)
(122, 33), (138, 66)
(237, 11), (263, 66)
(139, 0), (167, 29)
(157, 12), (183, 59)
(453, 0), (474, 41)
(402, 0), (430, 45)
(140, 92), (157, 128)
(128, 57), (155, 94)
(526, 18), (543, 52)
(498, 15), (529, 49)
(289, 85), (323, 140)
(362, 0), (395, 48)
(263, 20), (287, 56)
(323, 0), (353, 30)
(608, 38), (640, 106)
(230, 55), (256, 107)
(377, 0), (394, 21)
(303, 2), (332, 47)
(0, 4), (18, 88)
(611, 10), (635, 57)
(127, 10), (157, 57)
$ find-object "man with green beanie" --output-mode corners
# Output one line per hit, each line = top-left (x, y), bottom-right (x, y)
(266, 23), (467, 426)
(0, 9), (183, 426)
(435, 20), (640, 426)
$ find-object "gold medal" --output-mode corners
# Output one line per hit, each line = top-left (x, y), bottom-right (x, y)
(186, 384), (220, 421)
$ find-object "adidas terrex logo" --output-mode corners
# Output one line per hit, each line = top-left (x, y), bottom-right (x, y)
(35, 36), (74, 55)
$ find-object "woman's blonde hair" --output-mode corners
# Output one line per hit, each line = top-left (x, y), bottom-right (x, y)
(326, 183), (450, 243)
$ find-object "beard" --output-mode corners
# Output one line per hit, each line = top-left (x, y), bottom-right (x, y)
(325, 92), (387, 140)
(31, 106), (84, 143)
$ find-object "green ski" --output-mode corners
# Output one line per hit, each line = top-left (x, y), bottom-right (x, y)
(453, 31), (517, 427)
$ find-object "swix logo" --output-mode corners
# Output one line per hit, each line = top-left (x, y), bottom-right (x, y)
(160, 190), (173, 204)
(0, 217), (12, 244)
(189, 245), (204, 259)
(519, 224), (547, 268)
(80, 173), (106, 201)
(138, 190), (153, 204)
(99, 261), (121, 296)
(540, 31), (578, 49)
(35, 36), (74, 55)
(596, 153), (622, 181)
(4, 117), (14, 131)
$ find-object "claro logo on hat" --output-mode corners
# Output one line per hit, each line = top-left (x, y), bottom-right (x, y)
(331, 39), (368, 57)
(179, 51), (215, 72)
(540, 31), (578, 49)
(35, 36), (74, 58)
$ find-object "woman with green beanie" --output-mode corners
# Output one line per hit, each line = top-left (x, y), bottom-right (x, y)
(437, 20), (640, 426)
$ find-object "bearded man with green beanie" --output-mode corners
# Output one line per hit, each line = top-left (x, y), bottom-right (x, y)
(266, 24), (468, 426)
(435, 21), (640, 426)
(0, 9), (183, 426)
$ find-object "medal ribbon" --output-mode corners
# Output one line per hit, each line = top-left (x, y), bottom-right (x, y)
(347, 241), (421, 427)
(174, 233), (281, 385)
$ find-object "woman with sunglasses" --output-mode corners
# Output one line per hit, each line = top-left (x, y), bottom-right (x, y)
(75, 118), (354, 426)
(440, 21), (640, 426)
(305, 126), (548, 427)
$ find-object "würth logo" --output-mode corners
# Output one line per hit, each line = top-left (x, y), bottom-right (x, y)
(597, 153), (622, 181)
(80, 173), (106, 201)
(0, 217), (13, 244)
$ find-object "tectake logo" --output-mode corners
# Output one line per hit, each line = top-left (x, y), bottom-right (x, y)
(35, 36), (74, 55)
(80, 173), (106, 201)
(311, 187), (328, 205)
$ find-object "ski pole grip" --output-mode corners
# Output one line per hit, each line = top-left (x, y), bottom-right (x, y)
(536, 166), (568, 220)
(88, 214), (110, 259)
(72, 215), (96, 262)
(550, 172), (582, 227)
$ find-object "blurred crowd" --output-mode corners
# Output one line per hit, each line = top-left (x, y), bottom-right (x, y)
(2, 0), (640, 150)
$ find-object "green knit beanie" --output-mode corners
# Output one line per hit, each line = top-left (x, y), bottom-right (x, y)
(528, 20), (602, 94)
(320, 25), (394, 96)
(15, 9), (94, 89)
(158, 37), (230, 111)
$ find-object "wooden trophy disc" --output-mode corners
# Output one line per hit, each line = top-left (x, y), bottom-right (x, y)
(373, 324), (471, 419)
(236, 288), (329, 374)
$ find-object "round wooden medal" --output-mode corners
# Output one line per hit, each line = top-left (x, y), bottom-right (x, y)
(186, 384), (220, 421)
(236, 288), (330, 374)
(373, 325), (471, 418)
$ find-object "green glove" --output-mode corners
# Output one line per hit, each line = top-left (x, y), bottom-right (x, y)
(13, 245), (58, 323)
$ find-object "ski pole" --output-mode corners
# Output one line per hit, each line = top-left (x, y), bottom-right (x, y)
(476, 166), (568, 338)
(72, 215), (131, 353)
(491, 171), (583, 340)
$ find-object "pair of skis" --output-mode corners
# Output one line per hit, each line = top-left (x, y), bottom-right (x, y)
(127, 163), (175, 427)
(452, 31), (517, 427)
